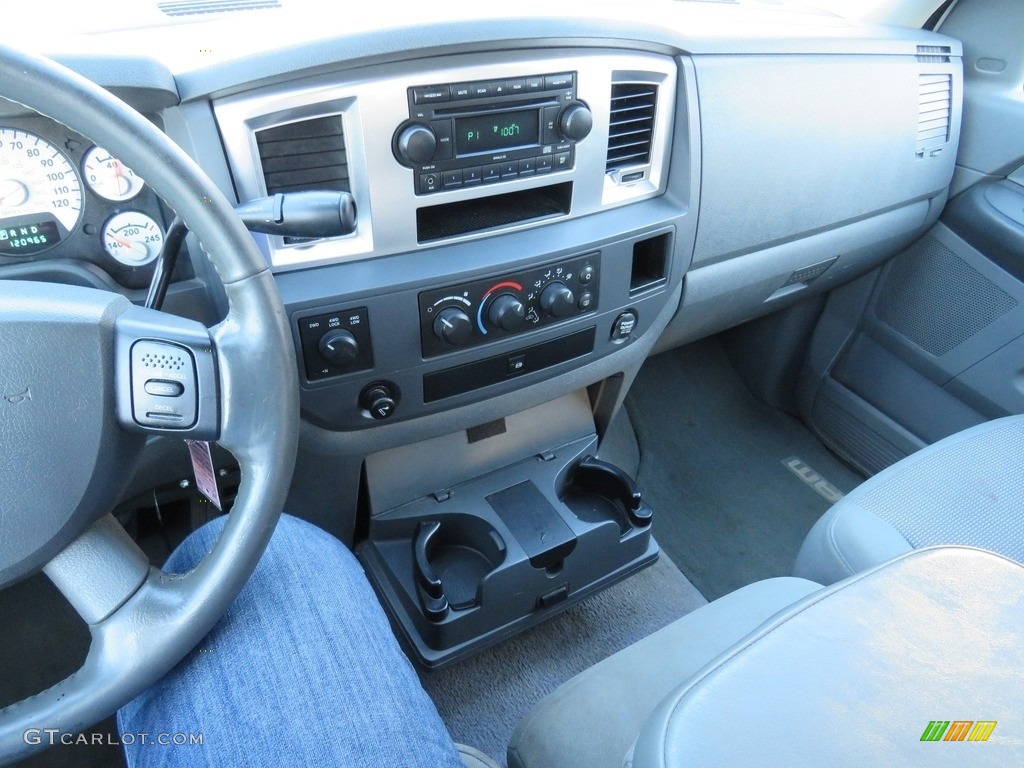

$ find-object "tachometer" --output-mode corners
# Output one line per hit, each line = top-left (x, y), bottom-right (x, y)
(0, 127), (82, 255)
(102, 211), (164, 266)
(82, 146), (145, 201)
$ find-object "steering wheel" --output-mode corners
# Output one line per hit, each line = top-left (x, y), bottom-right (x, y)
(0, 44), (299, 764)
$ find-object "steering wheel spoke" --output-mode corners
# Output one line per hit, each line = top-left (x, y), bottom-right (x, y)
(113, 304), (220, 441)
(43, 515), (150, 625)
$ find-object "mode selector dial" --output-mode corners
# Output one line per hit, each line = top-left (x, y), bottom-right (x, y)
(558, 102), (594, 142)
(318, 329), (359, 367)
(394, 122), (437, 166)
(540, 282), (576, 318)
(488, 293), (526, 332)
(432, 307), (473, 345)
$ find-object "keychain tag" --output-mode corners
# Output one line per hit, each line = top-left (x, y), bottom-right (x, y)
(185, 440), (222, 511)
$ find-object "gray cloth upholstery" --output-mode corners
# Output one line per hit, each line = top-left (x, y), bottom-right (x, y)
(456, 743), (501, 768)
(632, 546), (1024, 767)
(794, 415), (1024, 584)
(507, 577), (822, 768)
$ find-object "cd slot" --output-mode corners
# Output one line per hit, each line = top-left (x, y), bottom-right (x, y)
(417, 182), (572, 242)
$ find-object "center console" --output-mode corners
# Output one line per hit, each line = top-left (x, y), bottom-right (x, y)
(211, 47), (696, 666)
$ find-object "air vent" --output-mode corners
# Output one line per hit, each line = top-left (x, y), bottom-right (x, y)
(159, 0), (279, 15)
(606, 83), (658, 172)
(255, 115), (349, 196)
(916, 44), (952, 64)
(916, 74), (952, 155)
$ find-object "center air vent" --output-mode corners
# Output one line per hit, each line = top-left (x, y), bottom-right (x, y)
(255, 115), (349, 196)
(606, 83), (658, 172)
(916, 74), (952, 157)
(159, 0), (280, 16)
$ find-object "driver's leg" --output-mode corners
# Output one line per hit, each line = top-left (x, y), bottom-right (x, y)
(116, 513), (465, 768)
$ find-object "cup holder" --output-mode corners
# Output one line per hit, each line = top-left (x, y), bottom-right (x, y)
(562, 455), (653, 534)
(413, 515), (506, 621)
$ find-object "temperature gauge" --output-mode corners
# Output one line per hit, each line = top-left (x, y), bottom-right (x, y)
(83, 146), (145, 202)
(102, 211), (164, 266)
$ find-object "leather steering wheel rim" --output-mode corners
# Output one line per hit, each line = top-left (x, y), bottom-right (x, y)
(0, 44), (299, 764)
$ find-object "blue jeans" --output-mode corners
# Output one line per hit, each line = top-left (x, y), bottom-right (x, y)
(117, 514), (464, 768)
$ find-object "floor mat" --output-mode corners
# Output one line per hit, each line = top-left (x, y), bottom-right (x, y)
(420, 553), (705, 767)
(626, 338), (864, 601)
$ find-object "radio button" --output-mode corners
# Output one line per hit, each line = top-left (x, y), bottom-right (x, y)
(507, 79), (526, 94)
(431, 119), (454, 160)
(413, 85), (450, 104)
(470, 82), (490, 98)
(536, 155), (553, 173)
(500, 162), (519, 178)
(443, 170), (463, 189)
(545, 73), (574, 90)
(483, 164), (502, 182)
(553, 152), (572, 171)
(518, 158), (536, 176)
(541, 105), (561, 144)
(463, 166), (482, 184)
(451, 83), (473, 100)
(525, 75), (544, 92)
(419, 172), (441, 194)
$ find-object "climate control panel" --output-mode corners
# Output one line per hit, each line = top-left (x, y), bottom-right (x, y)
(418, 253), (599, 358)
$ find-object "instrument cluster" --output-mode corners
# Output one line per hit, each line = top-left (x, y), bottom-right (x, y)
(0, 115), (190, 289)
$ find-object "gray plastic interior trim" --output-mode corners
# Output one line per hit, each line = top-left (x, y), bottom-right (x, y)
(213, 50), (677, 271)
(43, 515), (150, 626)
(365, 391), (595, 514)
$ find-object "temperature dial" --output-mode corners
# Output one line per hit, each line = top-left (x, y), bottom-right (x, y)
(102, 212), (164, 266)
(433, 307), (473, 345)
(487, 293), (526, 332)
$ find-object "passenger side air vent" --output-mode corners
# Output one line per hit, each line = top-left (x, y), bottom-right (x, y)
(606, 83), (658, 173)
(916, 74), (952, 157)
(916, 44), (952, 64)
(255, 115), (350, 196)
(159, 0), (280, 16)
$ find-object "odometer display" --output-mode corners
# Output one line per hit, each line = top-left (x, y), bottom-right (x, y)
(0, 128), (83, 254)
(455, 110), (539, 156)
(0, 220), (60, 254)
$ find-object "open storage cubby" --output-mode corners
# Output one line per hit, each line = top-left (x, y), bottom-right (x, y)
(357, 433), (657, 668)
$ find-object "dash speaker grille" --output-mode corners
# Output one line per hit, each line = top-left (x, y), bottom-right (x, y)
(874, 236), (1017, 357)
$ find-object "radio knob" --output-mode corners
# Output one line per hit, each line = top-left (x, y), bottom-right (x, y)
(318, 329), (359, 366)
(558, 102), (593, 142)
(395, 122), (437, 166)
(432, 307), (473, 345)
(487, 293), (526, 332)
(539, 282), (576, 318)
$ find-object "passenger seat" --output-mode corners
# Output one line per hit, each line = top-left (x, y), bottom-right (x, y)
(793, 414), (1024, 584)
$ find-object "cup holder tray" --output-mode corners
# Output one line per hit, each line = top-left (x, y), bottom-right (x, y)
(357, 434), (658, 668)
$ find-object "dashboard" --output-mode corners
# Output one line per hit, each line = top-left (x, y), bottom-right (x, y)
(0, 0), (963, 544)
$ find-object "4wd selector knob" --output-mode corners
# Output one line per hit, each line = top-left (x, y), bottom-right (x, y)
(558, 102), (593, 142)
(432, 307), (473, 345)
(539, 282), (576, 318)
(394, 122), (437, 166)
(487, 293), (526, 332)
(318, 329), (359, 367)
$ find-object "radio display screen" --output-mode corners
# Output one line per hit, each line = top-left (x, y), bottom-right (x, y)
(455, 110), (539, 156)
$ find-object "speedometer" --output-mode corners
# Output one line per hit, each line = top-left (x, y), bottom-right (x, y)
(0, 128), (82, 255)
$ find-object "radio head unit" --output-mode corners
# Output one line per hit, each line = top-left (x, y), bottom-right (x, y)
(392, 71), (593, 195)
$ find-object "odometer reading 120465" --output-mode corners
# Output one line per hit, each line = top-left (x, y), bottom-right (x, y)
(455, 110), (540, 156)
(0, 128), (82, 255)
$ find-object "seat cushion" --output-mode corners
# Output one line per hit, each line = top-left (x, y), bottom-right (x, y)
(794, 414), (1024, 584)
(507, 576), (822, 768)
(633, 546), (1024, 768)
